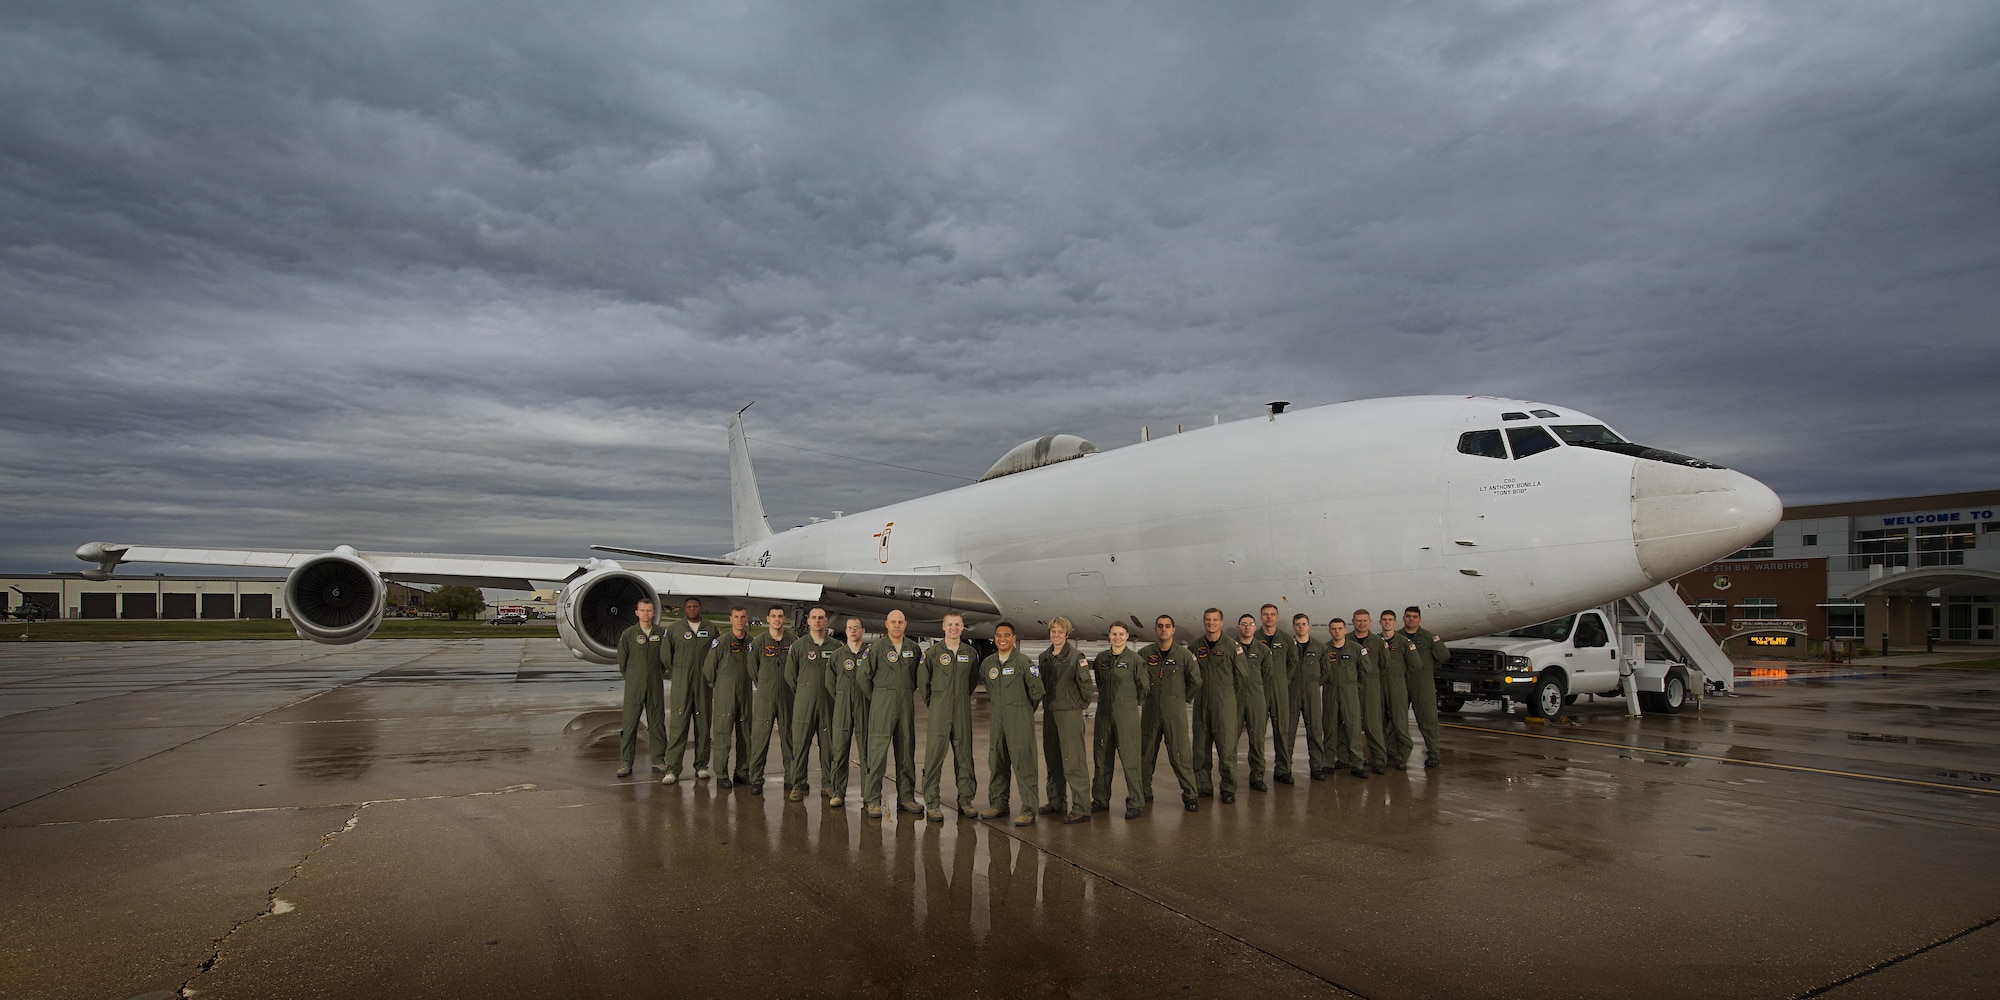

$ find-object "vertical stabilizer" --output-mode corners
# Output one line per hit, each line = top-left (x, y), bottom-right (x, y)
(728, 406), (773, 551)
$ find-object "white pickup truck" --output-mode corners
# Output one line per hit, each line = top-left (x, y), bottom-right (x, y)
(1436, 607), (1695, 719)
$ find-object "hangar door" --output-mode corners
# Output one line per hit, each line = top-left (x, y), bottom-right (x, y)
(239, 594), (274, 619)
(80, 593), (116, 619)
(201, 594), (235, 619)
(122, 593), (157, 619)
(163, 594), (197, 619)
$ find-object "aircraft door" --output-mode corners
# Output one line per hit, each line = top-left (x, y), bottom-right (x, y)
(1066, 571), (1112, 636)
(1447, 417), (1523, 629)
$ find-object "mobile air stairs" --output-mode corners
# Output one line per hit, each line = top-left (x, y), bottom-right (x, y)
(1615, 583), (1736, 696)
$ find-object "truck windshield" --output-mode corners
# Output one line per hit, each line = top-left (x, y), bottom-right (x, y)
(1498, 617), (1574, 642)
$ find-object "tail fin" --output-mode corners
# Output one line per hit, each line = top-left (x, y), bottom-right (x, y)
(728, 405), (773, 551)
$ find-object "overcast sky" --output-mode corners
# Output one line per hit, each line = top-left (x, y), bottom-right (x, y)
(2, 1), (1996, 570)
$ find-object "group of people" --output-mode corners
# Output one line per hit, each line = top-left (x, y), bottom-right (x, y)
(613, 597), (1450, 828)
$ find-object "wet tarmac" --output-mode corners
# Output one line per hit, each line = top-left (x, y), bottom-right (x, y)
(2, 639), (1997, 999)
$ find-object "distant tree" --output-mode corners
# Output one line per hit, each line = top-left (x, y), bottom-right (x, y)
(428, 585), (487, 620)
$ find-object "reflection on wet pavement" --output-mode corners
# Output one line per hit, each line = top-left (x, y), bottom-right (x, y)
(1, 639), (1997, 999)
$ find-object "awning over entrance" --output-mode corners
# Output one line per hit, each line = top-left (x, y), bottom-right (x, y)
(1844, 568), (2000, 599)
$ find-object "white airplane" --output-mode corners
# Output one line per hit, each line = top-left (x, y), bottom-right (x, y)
(75, 396), (1782, 664)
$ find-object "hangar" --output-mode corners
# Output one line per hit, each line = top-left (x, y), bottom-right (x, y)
(0, 574), (430, 621)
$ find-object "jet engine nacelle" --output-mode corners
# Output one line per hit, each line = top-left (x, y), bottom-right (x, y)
(556, 562), (658, 663)
(284, 547), (385, 645)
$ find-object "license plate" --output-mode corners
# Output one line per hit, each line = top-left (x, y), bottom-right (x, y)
(1451, 682), (1471, 694)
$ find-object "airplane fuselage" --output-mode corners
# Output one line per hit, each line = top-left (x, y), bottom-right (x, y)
(729, 396), (1780, 642)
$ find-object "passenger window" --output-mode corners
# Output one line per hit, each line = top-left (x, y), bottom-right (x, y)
(1506, 425), (1561, 458)
(1456, 430), (1508, 459)
(1574, 615), (1608, 648)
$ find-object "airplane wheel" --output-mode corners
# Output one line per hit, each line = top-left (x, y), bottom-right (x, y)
(1437, 695), (1466, 714)
(1527, 674), (1565, 719)
(1655, 667), (1689, 714)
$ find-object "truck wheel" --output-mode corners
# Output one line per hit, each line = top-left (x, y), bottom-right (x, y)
(1656, 667), (1689, 714)
(1437, 695), (1466, 714)
(1527, 674), (1565, 719)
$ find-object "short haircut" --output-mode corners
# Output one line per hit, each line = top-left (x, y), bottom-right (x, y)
(1293, 613), (1309, 623)
(1405, 606), (1422, 616)
(1329, 617), (1347, 626)
(844, 616), (864, 628)
(729, 606), (747, 616)
(684, 597), (702, 606)
(942, 611), (964, 622)
(768, 605), (786, 616)
(807, 606), (828, 617)
(1380, 610), (1396, 619)
(995, 621), (1016, 635)
(1237, 613), (1255, 623)
(636, 598), (654, 607)
(1049, 616), (1073, 633)
(1353, 609), (1370, 618)
(1203, 607), (1224, 618)
(1156, 614), (1176, 627)
(1260, 603), (1279, 613)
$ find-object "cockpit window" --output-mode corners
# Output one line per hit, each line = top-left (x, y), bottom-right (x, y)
(1553, 424), (1628, 446)
(1457, 430), (1508, 460)
(1530, 409), (1560, 418)
(1506, 425), (1561, 459)
(1501, 412), (1529, 421)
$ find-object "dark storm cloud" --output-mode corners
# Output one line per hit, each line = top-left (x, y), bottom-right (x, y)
(3, 1), (1997, 568)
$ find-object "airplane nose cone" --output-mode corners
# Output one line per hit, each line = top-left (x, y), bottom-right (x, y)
(1631, 462), (1784, 583)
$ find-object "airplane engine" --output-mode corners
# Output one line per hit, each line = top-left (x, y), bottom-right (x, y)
(556, 563), (657, 663)
(284, 547), (385, 644)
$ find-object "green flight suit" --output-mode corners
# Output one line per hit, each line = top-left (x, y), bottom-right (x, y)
(861, 635), (922, 809)
(1138, 641), (1201, 805)
(1039, 642), (1096, 814)
(1090, 646), (1151, 810)
(1293, 636), (1329, 773)
(616, 622), (669, 770)
(824, 642), (871, 801)
(1243, 632), (1286, 782)
(785, 632), (844, 793)
(1320, 640), (1367, 769)
(983, 650), (1045, 816)
(1377, 630), (1415, 765)
(1400, 627), (1451, 761)
(745, 628), (795, 784)
(1190, 635), (1245, 795)
(703, 630), (756, 782)
(1353, 632), (1390, 768)
(919, 640), (980, 810)
(1380, 628), (1415, 764)
(663, 614), (717, 776)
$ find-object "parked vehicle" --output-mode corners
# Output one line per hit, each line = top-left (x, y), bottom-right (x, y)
(1437, 607), (1694, 718)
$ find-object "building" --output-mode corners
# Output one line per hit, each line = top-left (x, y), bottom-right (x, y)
(1672, 489), (2000, 652)
(0, 574), (432, 621)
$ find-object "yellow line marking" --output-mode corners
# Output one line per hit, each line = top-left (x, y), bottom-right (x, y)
(1442, 722), (2000, 796)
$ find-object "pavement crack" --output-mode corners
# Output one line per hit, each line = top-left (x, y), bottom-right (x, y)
(1790, 911), (2000, 999)
(178, 801), (367, 997)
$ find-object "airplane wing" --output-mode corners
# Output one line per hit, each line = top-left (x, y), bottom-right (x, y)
(74, 543), (822, 601)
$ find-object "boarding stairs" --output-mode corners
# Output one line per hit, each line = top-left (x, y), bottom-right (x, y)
(1614, 583), (1736, 695)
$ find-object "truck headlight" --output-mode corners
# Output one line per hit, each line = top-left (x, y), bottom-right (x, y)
(1505, 655), (1534, 672)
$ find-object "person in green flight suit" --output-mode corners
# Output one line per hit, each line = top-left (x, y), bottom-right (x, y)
(661, 597), (716, 783)
(1038, 617), (1096, 824)
(703, 607), (756, 788)
(784, 606), (843, 801)
(1090, 621), (1152, 819)
(918, 611), (981, 822)
(1399, 606), (1451, 769)
(1252, 604), (1300, 785)
(823, 616), (871, 808)
(614, 597), (668, 778)
(861, 609), (923, 818)
(978, 622), (1045, 826)
(1349, 608), (1390, 774)
(1138, 614), (1201, 812)
(1190, 608), (1245, 803)
(1289, 612), (1328, 780)
(1380, 609), (1415, 770)
(1235, 612), (1277, 792)
(1320, 617), (1368, 779)
(743, 606), (794, 795)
